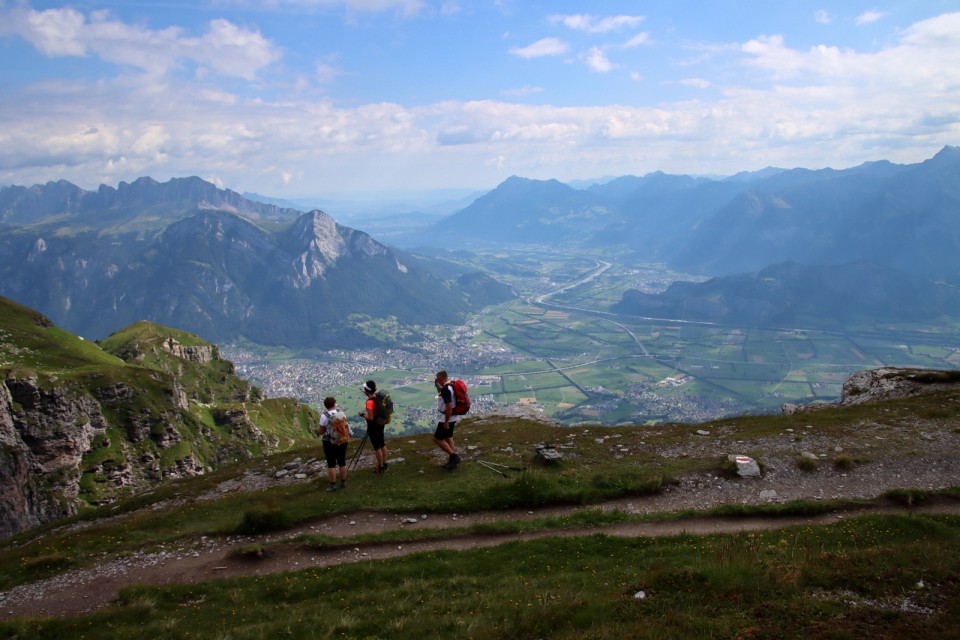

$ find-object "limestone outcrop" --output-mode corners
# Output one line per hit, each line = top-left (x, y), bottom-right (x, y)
(783, 367), (960, 415)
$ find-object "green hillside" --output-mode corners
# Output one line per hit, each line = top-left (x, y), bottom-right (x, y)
(0, 296), (319, 527)
(0, 296), (125, 373)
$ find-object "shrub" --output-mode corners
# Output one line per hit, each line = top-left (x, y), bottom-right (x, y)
(234, 507), (293, 535)
(884, 488), (933, 507)
(833, 455), (859, 471)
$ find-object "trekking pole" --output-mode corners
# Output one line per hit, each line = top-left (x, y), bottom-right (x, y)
(477, 460), (510, 478)
(479, 460), (525, 472)
(349, 431), (368, 471)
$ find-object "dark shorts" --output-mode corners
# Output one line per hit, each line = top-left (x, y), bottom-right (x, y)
(322, 439), (347, 468)
(434, 421), (457, 440)
(367, 422), (386, 450)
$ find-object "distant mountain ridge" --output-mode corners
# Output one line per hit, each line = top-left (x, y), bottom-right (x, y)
(0, 176), (302, 231)
(423, 146), (960, 285)
(0, 178), (514, 347)
(428, 176), (618, 244)
(612, 261), (960, 329)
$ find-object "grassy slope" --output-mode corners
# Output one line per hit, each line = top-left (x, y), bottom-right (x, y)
(0, 380), (959, 637)
(1, 297), (319, 507)
(0, 296), (125, 375)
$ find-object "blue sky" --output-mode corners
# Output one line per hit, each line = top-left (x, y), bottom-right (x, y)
(1, 1), (959, 199)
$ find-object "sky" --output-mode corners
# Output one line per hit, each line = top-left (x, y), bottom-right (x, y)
(1, 0), (959, 200)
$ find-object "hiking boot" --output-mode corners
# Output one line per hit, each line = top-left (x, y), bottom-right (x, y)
(450, 454), (462, 466)
(325, 483), (337, 492)
(339, 480), (347, 489)
(380, 462), (389, 473)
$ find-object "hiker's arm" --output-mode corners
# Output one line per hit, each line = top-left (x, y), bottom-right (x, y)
(360, 400), (374, 420)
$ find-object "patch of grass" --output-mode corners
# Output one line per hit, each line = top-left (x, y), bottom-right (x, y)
(5, 513), (960, 639)
(833, 454), (861, 471)
(18, 553), (72, 574)
(230, 544), (266, 560)
(796, 455), (819, 472)
(883, 488), (936, 507)
(234, 507), (293, 535)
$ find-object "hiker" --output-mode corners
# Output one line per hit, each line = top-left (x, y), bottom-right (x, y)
(359, 380), (389, 473)
(433, 370), (462, 469)
(318, 396), (350, 492)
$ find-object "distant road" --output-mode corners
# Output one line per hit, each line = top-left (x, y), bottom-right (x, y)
(530, 259), (611, 306)
(528, 259), (652, 357)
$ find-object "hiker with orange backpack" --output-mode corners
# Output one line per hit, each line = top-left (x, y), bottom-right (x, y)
(318, 396), (351, 492)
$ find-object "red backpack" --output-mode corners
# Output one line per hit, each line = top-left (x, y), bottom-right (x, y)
(449, 379), (471, 415)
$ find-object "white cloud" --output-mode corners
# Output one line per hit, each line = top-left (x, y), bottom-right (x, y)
(1, 11), (958, 194)
(4, 7), (281, 80)
(16, 6), (88, 56)
(187, 19), (282, 81)
(814, 10), (832, 25)
(551, 14), (644, 34)
(855, 10), (887, 26)
(440, 1), (461, 16)
(584, 47), (615, 73)
(509, 37), (569, 59)
(622, 32), (651, 49)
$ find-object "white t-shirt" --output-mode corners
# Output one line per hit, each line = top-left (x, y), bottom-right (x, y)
(436, 383), (458, 423)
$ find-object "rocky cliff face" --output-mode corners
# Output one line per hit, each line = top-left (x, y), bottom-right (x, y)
(0, 375), (110, 537)
(782, 367), (960, 415)
(0, 300), (318, 539)
(839, 367), (960, 405)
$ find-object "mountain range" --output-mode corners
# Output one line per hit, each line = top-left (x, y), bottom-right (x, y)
(0, 177), (514, 347)
(611, 261), (960, 329)
(423, 146), (960, 286)
(1, 147), (958, 348)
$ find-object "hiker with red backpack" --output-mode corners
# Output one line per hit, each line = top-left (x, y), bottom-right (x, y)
(433, 370), (470, 470)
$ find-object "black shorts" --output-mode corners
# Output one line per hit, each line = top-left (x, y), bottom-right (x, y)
(367, 422), (386, 450)
(434, 421), (457, 440)
(323, 439), (347, 468)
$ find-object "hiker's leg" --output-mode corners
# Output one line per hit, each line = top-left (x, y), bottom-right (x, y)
(336, 445), (348, 480)
(433, 423), (455, 454)
(323, 441), (338, 483)
(369, 426), (386, 470)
